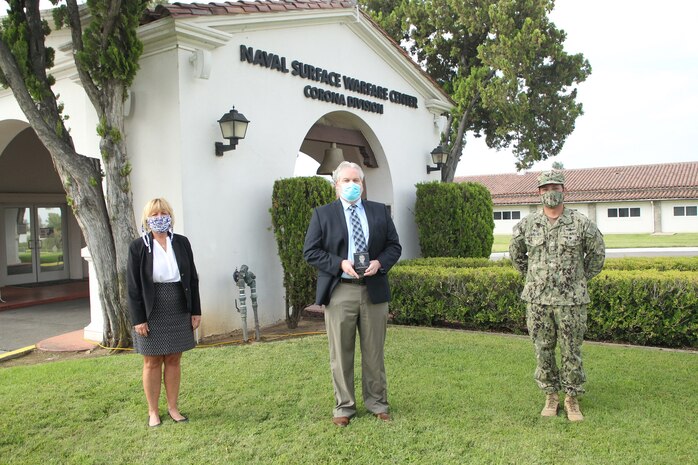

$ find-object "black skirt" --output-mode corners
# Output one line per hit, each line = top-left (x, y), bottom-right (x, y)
(133, 282), (196, 356)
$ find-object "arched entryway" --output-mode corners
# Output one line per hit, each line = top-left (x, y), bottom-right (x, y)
(0, 120), (85, 287)
(296, 111), (394, 208)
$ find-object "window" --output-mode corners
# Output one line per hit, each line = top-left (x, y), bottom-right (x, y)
(493, 210), (521, 221)
(674, 205), (697, 216)
(608, 207), (641, 219)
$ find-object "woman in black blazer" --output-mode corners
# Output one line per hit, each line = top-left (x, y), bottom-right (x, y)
(127, 198), (201, 427)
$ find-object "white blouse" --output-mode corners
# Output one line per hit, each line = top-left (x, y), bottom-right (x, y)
(152, 236), (181, 283)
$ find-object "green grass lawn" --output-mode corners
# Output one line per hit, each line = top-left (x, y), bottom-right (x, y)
(492, 233), (698, 253)
(1, 327), (696, 464)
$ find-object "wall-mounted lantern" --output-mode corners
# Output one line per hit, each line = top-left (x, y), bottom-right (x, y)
(215, 107), (250, 156)
(426, 145), (448, 174)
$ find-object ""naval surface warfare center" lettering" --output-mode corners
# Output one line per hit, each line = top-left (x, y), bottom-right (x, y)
(240, 45), (419, 115)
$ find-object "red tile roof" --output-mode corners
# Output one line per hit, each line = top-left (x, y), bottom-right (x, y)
(455, 162), (698, 205)
(143, 1), (358, 22)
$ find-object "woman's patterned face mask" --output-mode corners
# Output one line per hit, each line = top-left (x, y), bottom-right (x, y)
(147, 215), (171, 233)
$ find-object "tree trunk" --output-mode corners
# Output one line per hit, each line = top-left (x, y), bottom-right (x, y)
(47, 146), (131, 347)
(99, 87), (139, 345)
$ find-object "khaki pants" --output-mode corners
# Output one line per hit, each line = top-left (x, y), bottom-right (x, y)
(324, 283), (389, 418)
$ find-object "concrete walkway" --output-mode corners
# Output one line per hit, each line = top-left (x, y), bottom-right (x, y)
(0, 298), (92, 355)
(491, 247), (698, 260)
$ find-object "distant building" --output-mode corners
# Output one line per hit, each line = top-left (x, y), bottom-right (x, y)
(456, 162), (698, 235)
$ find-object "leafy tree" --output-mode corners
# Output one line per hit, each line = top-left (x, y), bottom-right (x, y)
(552, 161), (564, 170)
(47, 212), (62, 231)
(359, 0), (591, 181)
(0, 0), (148, 348)
(270, 177), (335, 329)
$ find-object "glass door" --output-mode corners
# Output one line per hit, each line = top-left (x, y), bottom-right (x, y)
(1, 205), (69, 285)
(3, 206), (33, 283)
(35, 206), (68, 282)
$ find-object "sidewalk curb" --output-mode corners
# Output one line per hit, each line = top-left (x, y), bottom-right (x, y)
(0, 345), (36, 363)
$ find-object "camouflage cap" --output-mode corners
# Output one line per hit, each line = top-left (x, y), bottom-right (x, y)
(537, 170), (565, 187)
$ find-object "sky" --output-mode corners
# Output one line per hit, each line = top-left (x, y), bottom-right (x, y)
(460, 0), (698, 176)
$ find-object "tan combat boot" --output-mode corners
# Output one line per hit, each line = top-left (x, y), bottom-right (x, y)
(564, 396), (584, 422)
(541, 392), (559, 417)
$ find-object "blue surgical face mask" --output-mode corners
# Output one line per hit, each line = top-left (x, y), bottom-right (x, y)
(340, 182), (362, 202)
(147, 215), (171, 233)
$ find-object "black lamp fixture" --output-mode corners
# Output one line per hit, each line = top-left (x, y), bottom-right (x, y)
(215, 107), (250, 156)
(426, 145), (448, 173)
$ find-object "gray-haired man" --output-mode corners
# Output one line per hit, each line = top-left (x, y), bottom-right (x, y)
(303, 161), (402, 427)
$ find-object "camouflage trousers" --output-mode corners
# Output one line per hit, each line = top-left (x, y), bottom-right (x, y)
(526, 303), (587, 397)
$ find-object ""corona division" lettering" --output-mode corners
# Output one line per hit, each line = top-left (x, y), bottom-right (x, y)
(347, 96), (384, 114)
(303, 86), (346, 106)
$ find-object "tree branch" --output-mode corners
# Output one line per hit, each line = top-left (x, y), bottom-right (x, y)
(102, 0), (123, 44)
(0, 37), (74, 157)
(65, 0), (103, 115)
(442, 69), (495, 182)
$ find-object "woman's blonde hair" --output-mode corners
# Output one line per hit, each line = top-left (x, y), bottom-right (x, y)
(141, 198), (175, 232)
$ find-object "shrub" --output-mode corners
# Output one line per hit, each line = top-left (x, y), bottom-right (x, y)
(397, 257), (512, 268)
(390, 266), (525, 333)
(270, 177), (335, 328)
(414, 181), (494, 258)
(389, 265), (698, 348)
(603, 256), (698, 272)
(587, 270), (698, 347)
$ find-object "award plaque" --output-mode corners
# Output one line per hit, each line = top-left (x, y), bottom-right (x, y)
(354, 252), (370, 276)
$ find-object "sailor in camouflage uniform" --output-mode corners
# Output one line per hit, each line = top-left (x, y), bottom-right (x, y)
(509, 171), (605, 421)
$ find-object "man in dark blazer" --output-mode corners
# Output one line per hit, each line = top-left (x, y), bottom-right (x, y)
(303, 161), (402, 427)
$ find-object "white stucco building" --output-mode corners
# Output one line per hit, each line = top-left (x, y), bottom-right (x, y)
(457, 162), (698, 235)
(0, 1), (454, 340)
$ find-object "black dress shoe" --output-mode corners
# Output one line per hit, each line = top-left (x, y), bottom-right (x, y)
(148, 416), (162, 427)
(168, 411), (189, 423)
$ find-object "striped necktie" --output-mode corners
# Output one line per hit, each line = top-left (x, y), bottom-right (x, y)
(349, 204), (367, 252)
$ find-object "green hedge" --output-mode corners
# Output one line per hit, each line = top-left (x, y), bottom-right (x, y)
(588, 270), (698, 347)
(390, 266), (525, 332)
(389, 265), (698, 348)
(270, 177), (335, 328)
(602, 256), (698, 271)
(414, 182), (494, 258)
(397, 257), (512, 268)
(398, 256), (698, 271)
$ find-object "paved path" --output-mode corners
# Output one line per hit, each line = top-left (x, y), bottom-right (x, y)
(491, 247), (698, 260)
(0, 298), (90, 353)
